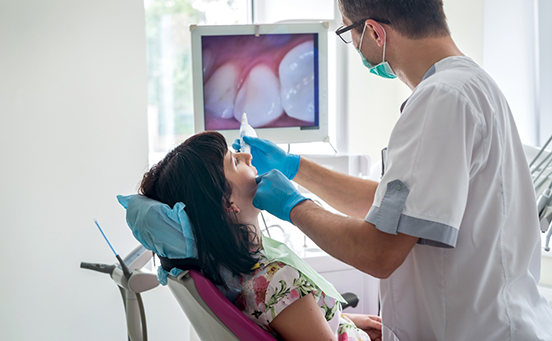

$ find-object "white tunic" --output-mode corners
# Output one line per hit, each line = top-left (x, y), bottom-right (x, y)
(366, 56), (552, 341)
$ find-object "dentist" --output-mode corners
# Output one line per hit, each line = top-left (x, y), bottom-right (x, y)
(239, 0), (552, 340)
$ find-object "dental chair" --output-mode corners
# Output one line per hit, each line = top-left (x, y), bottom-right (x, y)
(116, 194), (361, 340)
(166, 269), (277, 341)
(166, 267), (360, 341)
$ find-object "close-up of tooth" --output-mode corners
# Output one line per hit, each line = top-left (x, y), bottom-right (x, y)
(233, 64), (283, 127)
(204, 62), (240, 119)
(202, 49), (214, 75)
(279, 40), (316, 123)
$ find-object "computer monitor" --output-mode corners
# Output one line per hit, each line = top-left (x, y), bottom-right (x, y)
(190, 22), (329, 144)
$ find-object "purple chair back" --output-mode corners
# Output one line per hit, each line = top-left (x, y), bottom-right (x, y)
(188, 270), (276, 341)
(168, 269), (276, 341)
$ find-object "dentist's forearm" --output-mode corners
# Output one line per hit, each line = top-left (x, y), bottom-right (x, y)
(293, 157), (378, 219)
(289, 200), (418, 279)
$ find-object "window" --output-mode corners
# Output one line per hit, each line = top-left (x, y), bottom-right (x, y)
(145, 0), (339, 163)
(537, 0), (552, 146)
(483, 1), (552, 257)
(144, 0), (341, 257)
(145, 0), (249, 162)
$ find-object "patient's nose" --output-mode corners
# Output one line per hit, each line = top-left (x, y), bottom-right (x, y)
(236, 152), (252, 165)
(243, 153), (252, 165)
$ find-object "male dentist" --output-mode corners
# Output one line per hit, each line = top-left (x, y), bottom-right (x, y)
(238, 0), (552, 340)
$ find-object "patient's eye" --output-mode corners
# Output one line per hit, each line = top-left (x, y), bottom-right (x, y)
(234, 156), (240, 166)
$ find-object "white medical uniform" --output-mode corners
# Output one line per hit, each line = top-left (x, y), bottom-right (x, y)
(366, 56), (552, 341)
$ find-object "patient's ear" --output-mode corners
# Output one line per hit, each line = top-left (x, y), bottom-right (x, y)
(224, 201), (241, 214)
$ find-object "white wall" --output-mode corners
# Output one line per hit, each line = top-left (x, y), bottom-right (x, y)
(0, 1), (193, 340)
(483, 0), (539, 146)
(542, 257), (552, 285)
(346, 0), (485, 161)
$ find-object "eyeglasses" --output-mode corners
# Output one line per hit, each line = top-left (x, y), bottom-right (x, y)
(335, 18), (391, 44)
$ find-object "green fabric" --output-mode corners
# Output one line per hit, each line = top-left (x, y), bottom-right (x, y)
(262, 234), (346, 304)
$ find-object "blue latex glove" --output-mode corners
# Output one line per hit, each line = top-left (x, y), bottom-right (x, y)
(253, 169), (309, 223)
(232, 136), (301, 179)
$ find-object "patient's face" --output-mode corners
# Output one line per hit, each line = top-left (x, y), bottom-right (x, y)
(223, 150), (258, 213)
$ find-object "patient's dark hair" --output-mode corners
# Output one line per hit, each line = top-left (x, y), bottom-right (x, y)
(339, 0), (450, 39)
(139, 131), (259, 287)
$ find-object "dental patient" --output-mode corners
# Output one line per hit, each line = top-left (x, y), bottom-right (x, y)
(121, 131), (381, 341)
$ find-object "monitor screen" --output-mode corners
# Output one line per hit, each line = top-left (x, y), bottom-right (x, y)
(191, 23), (328, 144)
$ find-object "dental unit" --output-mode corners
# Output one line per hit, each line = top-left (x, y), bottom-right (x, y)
(530, 133), (552, 251)
(81, 221), (158, 341)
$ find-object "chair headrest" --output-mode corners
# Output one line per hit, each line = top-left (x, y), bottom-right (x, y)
(116, 194), (240, 296)
(117, 194), (198, 285)
(117, 194), (197, 259)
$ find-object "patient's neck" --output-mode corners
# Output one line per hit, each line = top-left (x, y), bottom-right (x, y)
(238, 211), (262, 248)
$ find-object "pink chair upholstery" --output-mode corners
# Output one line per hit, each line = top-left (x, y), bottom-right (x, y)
(167, 269), (276, 341)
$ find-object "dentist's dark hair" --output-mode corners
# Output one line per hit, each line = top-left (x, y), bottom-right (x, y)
(339, 0), (450, 39)
(139, 131), (259, 287)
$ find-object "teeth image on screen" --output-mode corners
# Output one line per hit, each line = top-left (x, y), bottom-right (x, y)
(202, 34), (317, 130)
(204, 62), (240, 119)
(279, 41), (315, 123)
(233, 64), (283, 126)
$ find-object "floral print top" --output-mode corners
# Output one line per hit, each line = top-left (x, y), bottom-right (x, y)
(234, 250), (371, 340)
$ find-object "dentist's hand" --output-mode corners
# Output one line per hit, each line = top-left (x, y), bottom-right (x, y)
(233, 136), (301, 179)
(254, 169), (309, 223)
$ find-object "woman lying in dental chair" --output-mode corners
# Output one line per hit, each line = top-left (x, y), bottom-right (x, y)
(124, 131), (382, 341)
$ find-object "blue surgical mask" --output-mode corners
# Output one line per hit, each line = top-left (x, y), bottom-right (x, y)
(356, 23), (397, 79)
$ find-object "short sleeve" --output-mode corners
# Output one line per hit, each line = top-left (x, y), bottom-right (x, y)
(366, 83), (486, 248)
(235, 261), (320, 333)
(264, 265), (319, 324)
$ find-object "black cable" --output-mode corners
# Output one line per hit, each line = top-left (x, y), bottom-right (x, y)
(116, 254), (132, 279)
(260, 211), (271, 238)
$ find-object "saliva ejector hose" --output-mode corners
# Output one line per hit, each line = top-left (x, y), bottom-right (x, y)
(239, 113), (257, 154)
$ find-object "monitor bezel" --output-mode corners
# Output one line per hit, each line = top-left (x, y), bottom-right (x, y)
(190, 22), (329, 145)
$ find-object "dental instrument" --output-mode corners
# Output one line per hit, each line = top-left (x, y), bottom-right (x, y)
(239, 112), (257, 154)
(535, 169), (552, 189)
(530, 135), (552, 188)
(94, 220), (131, 278)
(530, 133), (552, 246)
(545, 220), (552, 252)
(532, 153), (552, 185)
(537, 181), (552, 223)
(530, 133), (552, 169)
(81, 221), (158, 341)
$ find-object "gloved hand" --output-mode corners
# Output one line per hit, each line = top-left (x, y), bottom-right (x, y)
(232, 136), (301, 179)
(253, 169), (309, 223)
